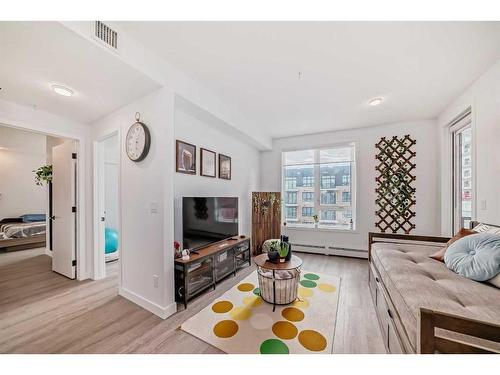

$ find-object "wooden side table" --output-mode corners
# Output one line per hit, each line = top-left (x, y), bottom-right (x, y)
(254, 254), (302, 311)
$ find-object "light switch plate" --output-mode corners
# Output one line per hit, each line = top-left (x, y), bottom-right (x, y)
(480, 200), (487, 210)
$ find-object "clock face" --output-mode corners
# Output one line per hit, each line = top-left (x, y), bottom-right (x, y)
(126, 122), (150, 162)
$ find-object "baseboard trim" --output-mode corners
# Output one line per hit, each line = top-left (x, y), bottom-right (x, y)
(119, 287), (177, 319)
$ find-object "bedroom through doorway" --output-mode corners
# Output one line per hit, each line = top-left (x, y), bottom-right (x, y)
(0, 123), (78, 280)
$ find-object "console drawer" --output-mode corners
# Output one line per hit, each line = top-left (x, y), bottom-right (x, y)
(388, 317), (404, 354)
(368, 264), (378, 306)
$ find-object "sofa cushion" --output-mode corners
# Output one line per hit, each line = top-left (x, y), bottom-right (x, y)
(372, 241), (500, 352)
(444, 233), (500, 281)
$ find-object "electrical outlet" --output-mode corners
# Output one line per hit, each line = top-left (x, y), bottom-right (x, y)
(150, 202), (159, 214)
(153, 275), (159, 288)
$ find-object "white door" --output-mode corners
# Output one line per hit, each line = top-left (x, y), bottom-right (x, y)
(52, 141), (77, 279)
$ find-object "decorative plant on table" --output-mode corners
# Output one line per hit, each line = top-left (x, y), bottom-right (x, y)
(277, 241), (290, 263)
(312, 214), (319, 228)
(33, 165), (52, 186)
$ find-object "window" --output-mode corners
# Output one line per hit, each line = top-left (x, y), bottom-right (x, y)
(343, 210), (352, 219)
(342, 191), (350, 203)
(302, 176), (314, 187)
(286, 207), (297, 219)
(302, 192), (314, 202)
(285, 192), (297, 204)
(321, 175), (335, 189)
(451, 111), (473, 232)
(320, 191), (336, 205)
(321, 210), (336, 221)
(282, 143), (356, 230)
(285, 177), (297, 190)
(302, 207), (313, 217)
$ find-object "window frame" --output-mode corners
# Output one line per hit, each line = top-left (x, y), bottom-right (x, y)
(281, 142), (357, 232)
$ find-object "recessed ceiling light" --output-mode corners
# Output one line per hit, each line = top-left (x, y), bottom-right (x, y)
(368, 97), (383, 106)
(52, 84), (74, 97)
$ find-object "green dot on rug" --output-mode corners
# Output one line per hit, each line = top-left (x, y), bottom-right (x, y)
(253, 287), (261, 296)
(300, 279), (317, 288)
(260, 339), (289, 354)
(303, 273), (320, 281)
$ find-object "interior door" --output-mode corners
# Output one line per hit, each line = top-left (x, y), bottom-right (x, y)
(52, 141), (77, 279)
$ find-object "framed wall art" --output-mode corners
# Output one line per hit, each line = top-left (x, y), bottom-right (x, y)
(218, 154), (231, 180)
(176, 140), (196, 174)
(200, 148), (216, 177)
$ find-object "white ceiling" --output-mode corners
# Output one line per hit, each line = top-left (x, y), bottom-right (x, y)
(120, 22), (500, 139)
(0, 22), (160, 124)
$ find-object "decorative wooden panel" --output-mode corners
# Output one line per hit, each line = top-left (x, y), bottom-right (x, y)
(375, 135), (416, 234)
(251, 192), (281, 255)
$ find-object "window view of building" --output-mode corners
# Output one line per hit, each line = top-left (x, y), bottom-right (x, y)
(286, 191), (297, 204)
(302, 192), (314, 202)
(282, 144), (356, 230)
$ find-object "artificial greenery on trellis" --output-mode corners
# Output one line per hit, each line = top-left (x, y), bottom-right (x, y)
(375, 135), (416, 234)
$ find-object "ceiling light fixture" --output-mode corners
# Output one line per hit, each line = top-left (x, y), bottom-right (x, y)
(52, 84), (74, 97)
(368, 97), (383, 106)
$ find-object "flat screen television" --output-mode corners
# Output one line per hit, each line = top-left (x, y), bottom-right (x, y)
(182, 197), (239, 250)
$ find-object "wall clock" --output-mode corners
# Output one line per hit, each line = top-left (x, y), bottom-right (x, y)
(126, 112), (151, 162)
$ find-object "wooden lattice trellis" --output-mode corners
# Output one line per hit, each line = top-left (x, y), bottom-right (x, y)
(375, 135), (416, 234)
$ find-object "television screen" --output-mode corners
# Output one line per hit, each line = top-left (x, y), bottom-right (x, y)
(182, 197), (239, 250)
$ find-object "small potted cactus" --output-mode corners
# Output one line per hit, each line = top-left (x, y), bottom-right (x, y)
(277, 241), (290, 263)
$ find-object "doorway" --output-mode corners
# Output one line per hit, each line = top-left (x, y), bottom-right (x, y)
(0, 124), (78, 279)
(94, 132), (120, 280)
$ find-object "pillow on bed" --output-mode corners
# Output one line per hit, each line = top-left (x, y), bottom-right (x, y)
(20, 214), (46, 222)
(429, 228), (475, 262)
(444, 233), (500, 281)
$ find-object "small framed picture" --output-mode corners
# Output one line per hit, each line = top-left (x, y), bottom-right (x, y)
(219, 154), (231, 180)
(200, 148), (216, 177)
(176, 140), (196, 174)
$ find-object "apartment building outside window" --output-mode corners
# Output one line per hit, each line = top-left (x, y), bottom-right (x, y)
(286, 191), (297, 204)
(302, 192), (314, 202)
(282, 143), (356, 230)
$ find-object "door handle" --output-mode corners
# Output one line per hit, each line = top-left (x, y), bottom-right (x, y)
(50, 215), (56, 220)
(100, 217), (105, 222)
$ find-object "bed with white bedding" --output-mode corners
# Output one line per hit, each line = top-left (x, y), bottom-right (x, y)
(0, 219), (46, 251)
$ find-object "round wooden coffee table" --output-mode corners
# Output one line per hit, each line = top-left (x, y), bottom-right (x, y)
(254, 254), (303, 311)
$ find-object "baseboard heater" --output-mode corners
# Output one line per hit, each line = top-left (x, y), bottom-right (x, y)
(291, 243), (368, 259)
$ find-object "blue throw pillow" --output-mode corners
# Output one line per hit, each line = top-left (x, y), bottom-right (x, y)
(444, 233), (500, 281)
(20, 214), (46, 222)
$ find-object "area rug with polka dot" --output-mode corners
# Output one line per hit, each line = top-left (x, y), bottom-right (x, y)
(180, 270), (340, 354)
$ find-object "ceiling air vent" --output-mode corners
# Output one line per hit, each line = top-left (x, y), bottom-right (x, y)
(94, 21), (118, 50)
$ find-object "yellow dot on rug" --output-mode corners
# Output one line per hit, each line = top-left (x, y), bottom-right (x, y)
(281, 307), (304, 322)
(298, 287), (313, 298)
(243, 295), (262, 308)
(298, 330), (327, 351)
(292, 298), (309, 309)
(212, 300), (233, 313)
(237, 283), (255, 292)
(318, 283), (336, 292)
(229, 306), (252, 320)
(213, 320), (239, 338)
(272, 321), (298, 340)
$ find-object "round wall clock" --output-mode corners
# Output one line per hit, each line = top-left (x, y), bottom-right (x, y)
(125, 112), (151, 162)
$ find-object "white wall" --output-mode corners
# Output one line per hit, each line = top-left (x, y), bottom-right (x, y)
(91, 88), (175, 319)
(173, 101), (261, 244)
(438, 59), (500, 234)
(260, 120), (441, 255)
(0, 125), (47, 218)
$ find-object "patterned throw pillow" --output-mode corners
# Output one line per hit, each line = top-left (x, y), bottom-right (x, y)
(473, 223), (500, 235)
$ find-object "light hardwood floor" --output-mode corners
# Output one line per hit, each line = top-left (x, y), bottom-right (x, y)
(0, 249), (385, 354)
